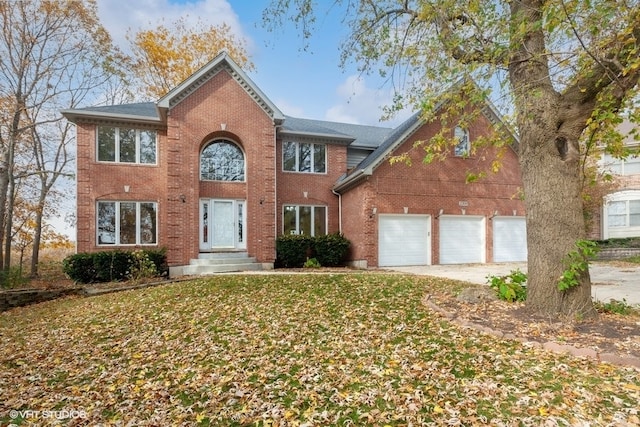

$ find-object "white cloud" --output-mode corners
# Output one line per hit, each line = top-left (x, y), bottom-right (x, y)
(97, 0), (248, 53)
(324, 75), (412, 127)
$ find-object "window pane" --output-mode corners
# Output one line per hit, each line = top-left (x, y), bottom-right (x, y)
(97, 127), (116, 162)
(299, 206), (312, 235)
(608, 201), (627, 227)
(284, 205), (297, 234)
(314, 206), (327, 235)
(140, 130), (157, 164)
(299, 143), (311, 172)
(454, 127), (469, 157)
(313, 144), (326, 173)
(200, 141), (244, 181)
(625, 157), (640, 175)
(97, 202), (116, 244)
(283, 142), (296, 171)
(119, 202), (137, 244)
(630, 200), (640, 226)
(237, 202), (244, 243)
(119, 128), (136, 163)
(140, 203), (157, 244)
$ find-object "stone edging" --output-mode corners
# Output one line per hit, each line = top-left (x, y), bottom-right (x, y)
(421, 295), (640, 370)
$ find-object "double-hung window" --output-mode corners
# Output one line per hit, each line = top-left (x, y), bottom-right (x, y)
(454, 127), (470, 157)
(97, 201), (157, 245)
(283, 205), (327, 236)
(283, 141), (326, 173)
(97, 126), (157, 164)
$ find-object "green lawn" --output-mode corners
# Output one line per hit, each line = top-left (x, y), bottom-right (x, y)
(1, 273), (638, 426)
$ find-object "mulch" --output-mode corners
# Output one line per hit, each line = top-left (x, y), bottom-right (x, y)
(427, 289), (640, 361)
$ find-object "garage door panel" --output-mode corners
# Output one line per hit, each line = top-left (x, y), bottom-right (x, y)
(493, 217), (527, 262)
(439, 216), (485, 264)
(379, 215), (430, 267)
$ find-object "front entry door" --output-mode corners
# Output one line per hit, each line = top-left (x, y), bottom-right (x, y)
(200, 199), (246, 251)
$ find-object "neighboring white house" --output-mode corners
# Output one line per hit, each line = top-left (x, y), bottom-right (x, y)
(600, 119), (640, 239)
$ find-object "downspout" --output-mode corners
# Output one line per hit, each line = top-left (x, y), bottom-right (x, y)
(274, 121), (282, 262)
(332, 189), (342, 234)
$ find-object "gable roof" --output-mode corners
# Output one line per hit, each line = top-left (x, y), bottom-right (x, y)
(62, 52), (285, 126)
(333, 84), (519, 193)
(157, 52), (285, 124)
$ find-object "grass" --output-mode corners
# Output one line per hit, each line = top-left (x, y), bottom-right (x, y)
(1, 273), (639, 426)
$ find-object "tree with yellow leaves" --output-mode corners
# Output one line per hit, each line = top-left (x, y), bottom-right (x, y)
(127, 17), (254, 100)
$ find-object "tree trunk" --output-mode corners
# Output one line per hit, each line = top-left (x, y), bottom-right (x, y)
(509, 0), (597, 319)
(29, 195), (46, 278)
(519, 130), (597, 319)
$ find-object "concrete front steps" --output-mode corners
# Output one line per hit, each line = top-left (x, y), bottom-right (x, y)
(179, 252), (263, 276)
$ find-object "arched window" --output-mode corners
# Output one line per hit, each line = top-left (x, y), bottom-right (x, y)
(200, 140), (245, 181)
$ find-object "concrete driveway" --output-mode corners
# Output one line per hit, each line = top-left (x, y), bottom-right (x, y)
(385, 262), (640, 306)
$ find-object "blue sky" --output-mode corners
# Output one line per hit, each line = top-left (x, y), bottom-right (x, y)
(96, 0), (411, 126)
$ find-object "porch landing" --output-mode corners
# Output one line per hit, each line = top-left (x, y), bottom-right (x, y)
(170, 252), (265, 277)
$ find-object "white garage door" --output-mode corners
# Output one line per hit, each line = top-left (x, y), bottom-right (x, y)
(378, 215), (430, 267)
(493, 216), (527, 262)
(439, 216), (485, 264)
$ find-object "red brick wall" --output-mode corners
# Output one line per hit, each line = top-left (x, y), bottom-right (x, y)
(75, 122), (168, 255)
(275, 142), (347, 235)
(166, 69), (277, 265)
(342, 111), (525, 267)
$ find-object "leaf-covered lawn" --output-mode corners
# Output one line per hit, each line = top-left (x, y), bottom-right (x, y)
(1, 273), (638, 426)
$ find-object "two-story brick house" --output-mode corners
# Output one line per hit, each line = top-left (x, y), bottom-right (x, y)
(62, 52), (526, 275)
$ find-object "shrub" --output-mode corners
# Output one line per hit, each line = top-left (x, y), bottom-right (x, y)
(62, 253), (97, 284)
(304, 257), (321, 268)
(313, 233), (350, 267)
(63, 249), (168, 284)
(487, 269), (527, 302)
(275, 234), (314, 268)
(144, 248), (169, 277)
(93, 250), (131, 282)
(276, 233), (351, 268)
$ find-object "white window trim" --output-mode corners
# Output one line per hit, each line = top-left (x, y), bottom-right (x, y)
(96, 126), (158, 165)
(97, 201), (158, 246)
(283, 204), (327, 236)
(603, 190), (640, 239)
(283, 141), (327, 174)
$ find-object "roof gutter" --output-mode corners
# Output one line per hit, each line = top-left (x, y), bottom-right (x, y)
(60, 109), (163, 126)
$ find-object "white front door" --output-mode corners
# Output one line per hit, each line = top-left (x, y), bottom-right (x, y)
(200, 199), (246, 251)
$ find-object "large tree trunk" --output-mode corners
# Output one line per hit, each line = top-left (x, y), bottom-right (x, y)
(509, 0), (597, 319)
(519, 129), (596, 318)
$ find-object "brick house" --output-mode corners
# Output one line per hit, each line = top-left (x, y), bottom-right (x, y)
(62, 53), (526, 275)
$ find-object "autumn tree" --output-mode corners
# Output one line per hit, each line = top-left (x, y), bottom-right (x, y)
(0, 0), (119, 279)
(127, 17), (254, 100)
(264, 0), (640, 318)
